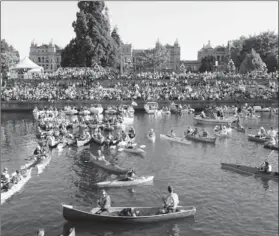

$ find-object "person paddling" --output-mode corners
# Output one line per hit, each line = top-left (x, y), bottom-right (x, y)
(160, 185), (179, 214)
(167, 130), (176, 138)
(96, 189), (111, 215)
(126, 168), (137, 181)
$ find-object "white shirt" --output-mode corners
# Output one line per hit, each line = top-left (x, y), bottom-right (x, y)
(166, 193), (179, 208)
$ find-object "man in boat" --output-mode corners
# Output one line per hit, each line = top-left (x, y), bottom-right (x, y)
(259, 161), (272, 173)
(96, 189), (111, 215)
(1, 167), (10, 190)
(128, 127), (136, 139)
(37, 228), (45, 236)
(200, 111), (206, 119)
(191, 128), (199, 137)
(11, 170), (22, 184)
(121, 130), (127, 141)
(148, 128), (155, 137)
(126, 168), (137, 180)
(167, 130), (176, 138)
(97, 150), (106, 161)
(160, 185), (179, 214)
(202, 128), (209, 137)
(267, 127), (277, 138)
(257, 127), (266, 138)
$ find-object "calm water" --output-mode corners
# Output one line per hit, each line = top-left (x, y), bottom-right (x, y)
(1, 111), (278, 236)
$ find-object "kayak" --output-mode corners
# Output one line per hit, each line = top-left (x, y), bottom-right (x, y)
(122, 147), (145, 154)
(90, 154), (129, 175)
(91, 135), (105, 145)
(95, 176), (154, 187)
(1, 168), (33, 204)
(62, 204), (196, 223)
(193, 116), (236, 125)
(37, 155), (52, 175)
(186, 134), (216, 144)
(221, 163), (279, 180)
(160, 134), (191, 145)
(77, 137), (91, 147)
(247, 135), (270, 143)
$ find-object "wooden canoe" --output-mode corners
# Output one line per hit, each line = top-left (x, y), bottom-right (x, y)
(62, 204), (196, 223)
(95, 176), (154, 187)
(221, 163), (279, 180)
(193, 116), (236, 125)
(186, 134), (216, 144)
(1, 168), (33, 204)
(90, 154), (129, 175)
(160, 134), (191, 145)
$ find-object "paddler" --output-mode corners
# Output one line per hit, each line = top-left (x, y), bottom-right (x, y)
(200, 111), (206, 119)
(267, 127), (277, 138)
(202, 128), (209, 137)
(97, 150), (105, 161)
(167, 130), (176, 138)
(126, 141), (134, 149)
(1, 167), (10, 190)
(148, 128), (155, 137)
(128, 127), (136, 139)
(160, 185), (179, 214)
(96, 189), (111, 215)
(37, 228), (45, 236)
(191, 127), (199, 136)
(11, 170), (22, 184)
(126, 168), (137, 180)
(259, 161), (272, 173)
(257, 127), (266, 138)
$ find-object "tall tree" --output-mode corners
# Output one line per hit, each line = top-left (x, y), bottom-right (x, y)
(61, 1), (122, 68)
(239, 48), (266, 74)
(199, 56), (215, 72)
(227, 59), (236, 73)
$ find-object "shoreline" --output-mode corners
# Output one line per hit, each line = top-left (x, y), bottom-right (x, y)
(1, 99), (278, 112)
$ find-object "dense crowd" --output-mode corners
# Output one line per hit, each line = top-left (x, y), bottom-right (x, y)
(2, 71), (278, 101)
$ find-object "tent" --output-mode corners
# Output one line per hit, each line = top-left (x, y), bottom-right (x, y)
(11, 56), (43, 71)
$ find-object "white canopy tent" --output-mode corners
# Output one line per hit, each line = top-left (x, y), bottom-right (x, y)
(11, 56), (43, 71)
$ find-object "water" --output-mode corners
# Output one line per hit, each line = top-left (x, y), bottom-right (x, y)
(1, 111), (278, 236)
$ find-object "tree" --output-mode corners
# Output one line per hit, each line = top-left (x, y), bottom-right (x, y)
(199, 56), (215, 73)
(239, 48), (266, 74)
(136, 44), (169, 72)
(227, 59), (236, 73)
(61, 1), (122, 68)
(1, 39), (20, 78)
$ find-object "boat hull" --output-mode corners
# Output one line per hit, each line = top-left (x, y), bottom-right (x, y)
(62, 205), (196, 223)
(96, 176), (154, 187)
(247, 135), (269, 143)
(37, 155), (52, 175)
(193, 116), (236, 125)
(160, 134), (191, 145)
(186, 134), (216, 144)
(123, 148), (145, 154)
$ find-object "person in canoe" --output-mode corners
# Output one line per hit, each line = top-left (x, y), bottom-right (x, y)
(186, 126), (193, 135)
(34, 144), (43, 155)
(148, 128), (155, 138)
(167, 130), (176, 138)
(126, 168), (137, 180)
(267, 127), (277, 138)
(256, 127), (266, 138)
(200, 111), (206, 119)
(191, 127), (199, 137)
(258, 161), (272, 173)
(160, 185), (179, 214)
(97, 150), (106, 161)
(202, 128), (209, 137)
(37, 228), (45, 236)
(10, 170), (22, 184)
(128, 127), (136, 139)
(96, 189), (111, 215)
(1, 167), (11, 190)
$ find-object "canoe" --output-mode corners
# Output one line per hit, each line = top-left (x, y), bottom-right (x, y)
(221, 163), (279, 180)
(95, 176), (154, 187)
(253, 106), (271, 112)
(186, 134), (216, 144)
(90, 154), (129, 175)
(247, 135), (270, 143)
(77, 137), (91, 147)
(1, 168), (33, 204)
(62, 204), (196, 223)
(160, 134), (191, 145)
(193, 116), (236, 125)
(122, 147), (145, 154)
(161, 110), (171, 114)
(37, 155), (52, 175)
(67, 227), (75, 236)
(91, 135), (105, 145)
(263, 143), (279, 151)
(147, 134), (156, 142)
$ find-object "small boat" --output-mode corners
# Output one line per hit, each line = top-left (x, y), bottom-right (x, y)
(186, 134), (216, 144)
(62, 204), (197, 223)
(1, 168), (33, 204)
(247, 135), (270, 143)
(77, 137), (91, 147)
(90, 104), (104, 114)
(37, 155), (52, 175)
(221, 163), (279, 180)
(193, 116), (236, 125)
(232, 126), (245, 133)
(91, 135), (105, 145)
(144, 102), (159, 114)
(160, 134), (191, 145)
(122, 114), (134, 124)
(90, 154), (129, 175)
(122, 147), (145, 154)
(253, 106), (271, 112)
(147, 134), (156, 142)
(95, 176), (154, 187)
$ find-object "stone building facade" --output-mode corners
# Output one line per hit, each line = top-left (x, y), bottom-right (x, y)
(29, 40), (62, 72)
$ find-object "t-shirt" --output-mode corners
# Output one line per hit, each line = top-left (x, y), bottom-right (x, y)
(166, 193), (179, 208)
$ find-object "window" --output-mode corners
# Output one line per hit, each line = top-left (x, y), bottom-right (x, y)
(51, 64), (53, 70)
(38, 57), (41, 63)
(42, 57), (44, 63)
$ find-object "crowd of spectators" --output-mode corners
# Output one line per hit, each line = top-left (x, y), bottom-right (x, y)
(2, 69), (278, 102)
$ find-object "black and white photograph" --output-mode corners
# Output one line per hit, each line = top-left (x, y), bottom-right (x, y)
(0, 1), (278, 236)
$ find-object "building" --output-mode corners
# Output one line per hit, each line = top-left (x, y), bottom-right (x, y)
(182, 40), (231, 72)
(120, 44), (132, 73)
(162, 39), (181, 72)
(29, 39), (62, 72)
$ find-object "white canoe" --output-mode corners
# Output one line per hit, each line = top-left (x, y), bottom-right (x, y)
(122, 147), (145, 154)
(1, 168), (33, 204)
(95, 176), (154, 187)
(194, 116), (236, 125)
(37, 155), (52, 175)
(160, 134), (191, 145)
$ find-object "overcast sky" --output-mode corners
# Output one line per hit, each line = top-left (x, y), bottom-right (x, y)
(1, 1), (278, 60)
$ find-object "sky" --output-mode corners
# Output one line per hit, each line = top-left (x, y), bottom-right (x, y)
(1, 1), (278, 60)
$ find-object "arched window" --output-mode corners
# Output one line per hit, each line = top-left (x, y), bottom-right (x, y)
(38, 57), (41, 63)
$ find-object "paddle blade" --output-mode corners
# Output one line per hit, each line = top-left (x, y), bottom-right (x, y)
(139, 145), (146, 148)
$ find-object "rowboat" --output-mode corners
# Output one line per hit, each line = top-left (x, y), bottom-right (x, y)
(160, 134), (191, 145)
(37, 155), (52, 175)
(193, 116), (236, 125)
(62, 204), (196, 223)
(221, 163), (279, 180)
(147, 134), (156, 142)
(247, 134), (270, 143)
(90, 154), (129, 175)
(186, 134), (216, 144)
(121, 147), (145, 154)
(144, 102), (159, 114)
(77, 137), (91, 147)
(95, 176), (154, 187)
(1, 168), (33, 204)
(91, 135), (105, 145)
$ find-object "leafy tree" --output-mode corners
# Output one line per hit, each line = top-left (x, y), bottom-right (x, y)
(61, 1), (122, 68)
(135, 44), (169, 72)
(199, 56), (215, 72)
(227, 59), (236, 73)
(239, 49), (266, 74)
